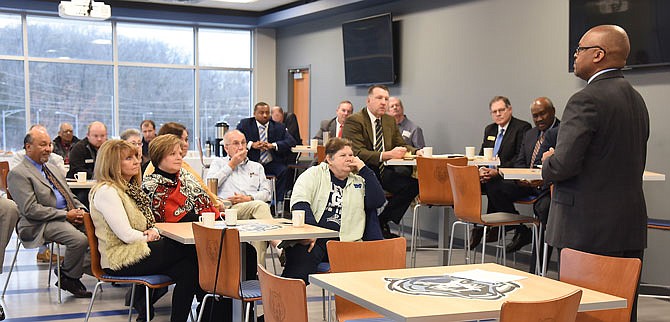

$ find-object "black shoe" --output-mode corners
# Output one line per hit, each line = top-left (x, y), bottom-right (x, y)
(256, 315), (264, 322)
(0, 302), (5, 321)
(380, 221), (399, 239)
(485, 227), (500, 243)
(506, 229), (532, 253)
(56, 276), (92, 298)
(469, 227), (483, 250)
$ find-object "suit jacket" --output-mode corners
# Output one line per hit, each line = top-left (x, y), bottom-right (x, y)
(542, 70), (649, 253)
(67, 137), (97, 178)
(479, 117), (531, 168)
(236, 118), (297, 166)
(7, 157), (85, 248)
(512, 120), (560, 168)
(342, 108), (416, 169)
(313, 117), (337, 144)
(284, 112), (302, 145)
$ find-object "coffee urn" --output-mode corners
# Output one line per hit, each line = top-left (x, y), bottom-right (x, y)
(214, 121), (229, 157)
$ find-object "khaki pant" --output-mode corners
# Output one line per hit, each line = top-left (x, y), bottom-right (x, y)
(231, 200), (273, 266)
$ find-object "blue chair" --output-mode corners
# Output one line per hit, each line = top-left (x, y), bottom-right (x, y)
(82, 213), (176, 322)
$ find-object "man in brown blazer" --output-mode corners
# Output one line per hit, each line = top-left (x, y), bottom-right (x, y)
(342, 85), (423, 238)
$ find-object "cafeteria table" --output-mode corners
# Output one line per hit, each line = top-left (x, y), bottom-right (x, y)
(310, 263), (626, 322)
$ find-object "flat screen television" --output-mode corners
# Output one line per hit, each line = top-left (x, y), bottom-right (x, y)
(569, 0), (670, 71)
(342, 13), (396, 86)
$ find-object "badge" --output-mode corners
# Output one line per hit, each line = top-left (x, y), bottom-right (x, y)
(402, 130), (411, 138)
(487, 136), (496, 141)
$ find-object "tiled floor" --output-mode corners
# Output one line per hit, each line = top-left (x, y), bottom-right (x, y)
(1, 233), (668, 321)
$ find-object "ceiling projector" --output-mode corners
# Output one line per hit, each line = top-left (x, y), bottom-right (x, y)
(58, 0), (111, 21)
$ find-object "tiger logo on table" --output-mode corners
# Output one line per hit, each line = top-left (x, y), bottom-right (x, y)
(384, 275), (520, 300)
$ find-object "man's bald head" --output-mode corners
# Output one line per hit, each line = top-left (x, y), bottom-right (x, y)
(574, 25), (630, 80)
(87, 121), (108, 149)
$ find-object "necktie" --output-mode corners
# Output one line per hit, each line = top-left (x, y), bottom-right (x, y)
(43, 164), (75, 210)
(338, 124), (343, 138)
(529, 131), (545, 168)
(259, 124), (270, 164)
(374, 119), (385, 176)
(493, 128), (505, 157)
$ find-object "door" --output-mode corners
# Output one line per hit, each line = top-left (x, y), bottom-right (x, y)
(289, 68), (310, 145)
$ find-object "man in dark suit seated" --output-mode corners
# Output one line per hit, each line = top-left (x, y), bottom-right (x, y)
(7, 127), (92, 298)
(342, 85), (423, 239)
(542, 25), (648, 322)
(313, 100), (354, 144)
(471, 96), (531, 249)
(237, 102), (297, 206)
(484, 97), (559, 255)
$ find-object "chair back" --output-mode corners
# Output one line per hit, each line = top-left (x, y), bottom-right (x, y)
(82, 212), (110, 280)
(447, 164), (484, 224)
(559, 248), (642, 322)
(316, 145), (326, 163)
(499, 289), (582, 322)
(257, 264), (308, 322)
(416, 156), (468, 205)
(0, 161), (10, 199)
(327, 238), (406, 322)
(192, 223), (242, 300)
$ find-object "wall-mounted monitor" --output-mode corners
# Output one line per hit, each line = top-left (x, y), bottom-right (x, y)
(569, 0), (670, 71)
(342, 13), (396, 86)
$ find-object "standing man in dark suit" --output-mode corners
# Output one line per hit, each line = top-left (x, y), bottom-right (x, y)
(485, 97), (559, 254)
(7, 127), (92, 298)
(542, 25), (648, 322)
(313, 100), (353, 144)
(237, 102), (296, 205)
(471, 96), (531, 248)
(342, 85), (422, 238)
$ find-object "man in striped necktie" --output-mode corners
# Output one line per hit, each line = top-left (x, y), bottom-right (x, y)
(236, 102), (297, 211)
(342, 85), (424, 239)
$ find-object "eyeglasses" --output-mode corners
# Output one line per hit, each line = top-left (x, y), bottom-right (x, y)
(575, 45), (606, 55)
(225, 141), (247, 147)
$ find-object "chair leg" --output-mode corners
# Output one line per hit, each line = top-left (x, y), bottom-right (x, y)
(541, 242), (549, 277)
(321, 289), (326, 321)
(196, 294), (214, 322)
(1, 239), (20, 298)
(481, 226), (488, 264)
(84, 281), (105, 322)
(145, 286), (151, 321)
(410, 204), (421, 267)
(55, 243), (62, 304)
(128, 284), (137, 322)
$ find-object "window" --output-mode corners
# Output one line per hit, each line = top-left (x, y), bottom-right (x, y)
(0, 13), (253, 152)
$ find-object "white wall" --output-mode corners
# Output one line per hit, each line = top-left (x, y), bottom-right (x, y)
(253, 28), (277, 105)
(275, 0), (670, 283)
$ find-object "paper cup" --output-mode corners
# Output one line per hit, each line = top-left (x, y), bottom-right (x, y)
(465, 146), (476, 158)
(199, 212), (216, 227)
(74, 171), (87, 183)
(483, 148), (494, 160)
(322, 132), (330, 145)
(292, 210), (305, 228)
(225, 208), (238, 226)
(423, 147), (433, 157)
(310, 139), (319, 148)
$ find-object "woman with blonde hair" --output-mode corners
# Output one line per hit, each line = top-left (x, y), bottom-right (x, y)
(89, 140), (198, 322)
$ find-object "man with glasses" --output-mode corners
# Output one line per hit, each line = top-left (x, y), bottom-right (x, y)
(542, 25), (649, 322)
(470, 96), (531, 249)
(206, 129), (275, 265)
(52, 122), (80, 165)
